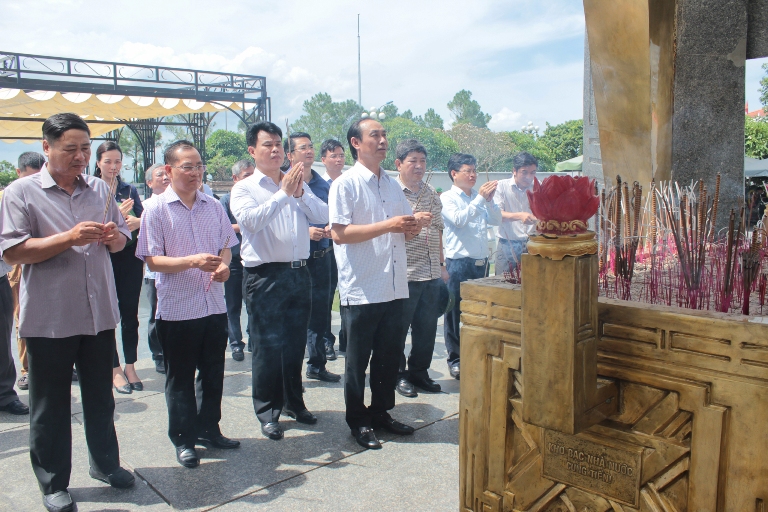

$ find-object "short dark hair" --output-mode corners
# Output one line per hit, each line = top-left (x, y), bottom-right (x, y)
(346, 119), (367, 161)
(246, 121), (282, 148)
(320, 139), (343, 157)
(512, 151), (538, 171)
(94, 141), (122, 178)
(395, 139), (427, 162)
(283, 131), (311, 153)
(164, 140), (198, 166)
(17, 152), (45, 171)
(447, 153), (477, 181)
(42, 113), (90, 144)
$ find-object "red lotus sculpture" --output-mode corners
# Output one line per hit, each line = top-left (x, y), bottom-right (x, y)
(526, 175), (600, 235)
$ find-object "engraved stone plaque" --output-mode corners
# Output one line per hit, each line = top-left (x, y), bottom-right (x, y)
(542, 429), (643, 506)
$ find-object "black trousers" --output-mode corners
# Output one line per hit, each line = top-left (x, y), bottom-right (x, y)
(156, 314), (228, 448)
(145, 278), (163, 362)
(0, 277), (18, 407)
(306, 252), (331, 372)
(325, 249), (339, 349)
(26, 330), (120, 494)
(224, 255), (249, 351)
(398, 279), (443, 381)
(341, 299), (404, 429)
(111, 244), (144, 367)
(245, 264), (311, 424)
(444, 257), (488, 365)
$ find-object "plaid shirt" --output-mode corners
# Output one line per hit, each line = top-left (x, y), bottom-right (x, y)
(136, 187), (238, 321)
(397, 176), (444, 281)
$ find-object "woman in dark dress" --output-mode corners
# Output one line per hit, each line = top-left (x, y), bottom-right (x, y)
(94, 142), (144, 394)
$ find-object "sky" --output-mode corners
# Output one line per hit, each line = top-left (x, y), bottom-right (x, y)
(1, 0), (766, 165)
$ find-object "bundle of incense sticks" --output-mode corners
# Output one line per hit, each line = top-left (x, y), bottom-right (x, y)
(413, 169), (434, 213)
(205, 235), (231, 292)
(97, 177), (119, 245)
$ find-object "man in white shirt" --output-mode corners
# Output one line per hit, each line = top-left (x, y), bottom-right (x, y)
(231, 122), (329, 441)
(330, 118), (427, 450)
(319, 139), (346, 358)
(494, 152), (538, 276)
(440, 153), (502, 380)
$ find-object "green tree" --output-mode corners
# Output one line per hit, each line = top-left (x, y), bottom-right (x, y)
(745, 115), (768, 159)
(381, 117), (459, 171)
(421, 108), (445, 130)
(538, 119), (583, 163)
(292, 93), (363, 161)
(447, 90), (491, 128)
(761, 63), (768, 110)
(505, 131), (556, 171)
(205, 129), (251, 180)
(0, 160), (16, 187)
(448, 124), (514, 173)
(118, 128), (162, 184)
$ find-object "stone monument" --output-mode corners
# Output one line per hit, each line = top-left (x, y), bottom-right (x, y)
(582, 0), (768, 228)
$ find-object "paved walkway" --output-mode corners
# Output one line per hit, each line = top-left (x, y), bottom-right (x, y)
(0, 285), (459, 511)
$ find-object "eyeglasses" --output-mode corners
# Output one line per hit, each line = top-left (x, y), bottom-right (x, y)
(173, 165), (207, 174)
(293, 144), (314, 152)
(455, 169), (477, 176)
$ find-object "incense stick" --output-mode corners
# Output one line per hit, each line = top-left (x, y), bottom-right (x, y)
(97, 177), (119, 246)
(205, 235), (231, 292)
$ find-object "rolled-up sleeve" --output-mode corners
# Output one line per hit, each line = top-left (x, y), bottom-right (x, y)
(0, 185), (32, 255)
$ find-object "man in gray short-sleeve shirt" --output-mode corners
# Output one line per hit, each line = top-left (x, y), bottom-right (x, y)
(0, 113), (135, 512)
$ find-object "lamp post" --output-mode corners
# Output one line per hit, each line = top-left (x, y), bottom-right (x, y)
(361, 101), (393, 120)
(521, 120), (540, 137)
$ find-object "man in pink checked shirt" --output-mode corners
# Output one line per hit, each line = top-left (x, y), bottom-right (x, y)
(136, 140), (239, 469)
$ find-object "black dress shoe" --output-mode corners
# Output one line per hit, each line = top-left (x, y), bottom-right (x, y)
(449, 362), (460, 380)
(411, 376), (442, 393)
(197, 432), (241, 449)
(154, 358), (166, 374)
(372, 416), (415, 435)
(89, 466), (135, 488)
(261, 422), (284, 440)
(232, 347), (244, 362)
(325, 341), (337, 361)
(176, 447), (199, 468)
(306, 368), (342, 382)
(129, 381), (143, 391)
(114, 384), (132, 395)
(0, 399), (29, 415)
(351, 426), (381, 449)
(283, 408), (318, 424)
(42, 490), (74, 512)
(396, 378), (417, 398)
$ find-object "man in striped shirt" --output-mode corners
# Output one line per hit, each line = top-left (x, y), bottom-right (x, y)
(393, 139), (447, 398)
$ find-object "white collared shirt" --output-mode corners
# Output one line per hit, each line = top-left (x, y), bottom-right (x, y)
(441, 185), (502, 260)
(495, 178), (535, 241)
(230, 167), (329, 267)
(329, 161), (411, 305)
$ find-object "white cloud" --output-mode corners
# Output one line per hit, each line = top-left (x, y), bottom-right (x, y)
(488, 107), (523, 131)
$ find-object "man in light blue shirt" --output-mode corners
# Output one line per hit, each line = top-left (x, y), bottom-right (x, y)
(440, 153), (501, 380)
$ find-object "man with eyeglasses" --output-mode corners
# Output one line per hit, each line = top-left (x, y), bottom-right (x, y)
(494, 152), (538, 276)
(319, 139), (346, 359)
(440, 153), (501, 381)
(231, 122), (328, 441)
(137, 140), (240, 469)
(284, 132), (341, 387)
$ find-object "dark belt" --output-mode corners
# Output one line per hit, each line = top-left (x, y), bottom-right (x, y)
(247, 260), (307, 271)
(312, 246), (333, 259)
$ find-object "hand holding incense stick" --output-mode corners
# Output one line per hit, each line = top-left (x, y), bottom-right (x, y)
(205, 235), (231, 292)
